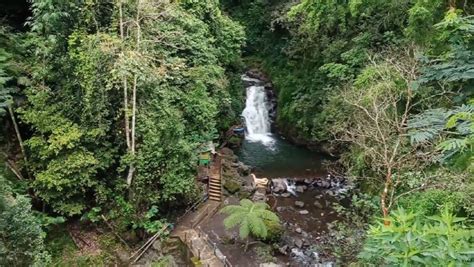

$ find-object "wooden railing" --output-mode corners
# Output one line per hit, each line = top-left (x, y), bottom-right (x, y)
(129, 224), (172, 263)
(196, 226), (233, 267)
(176, 194), (208, 224)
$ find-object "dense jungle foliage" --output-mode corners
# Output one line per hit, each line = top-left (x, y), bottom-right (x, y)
(1, 0), (473, 265)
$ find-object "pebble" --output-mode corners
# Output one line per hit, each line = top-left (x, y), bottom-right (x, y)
(299, 210), (309, 215)
(295, 201), (305, 208)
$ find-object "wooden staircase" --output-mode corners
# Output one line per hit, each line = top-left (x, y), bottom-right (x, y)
(208, 157), (222, 202)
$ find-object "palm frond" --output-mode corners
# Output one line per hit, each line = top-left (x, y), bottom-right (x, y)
(248, 214), (267, 238)
(220, 204), (246, 215)
(253, 202), (270, 210)
(239, 199), (253, 208)
(223, 212), (244, 229)
(239, 218), (250, 239)
(259, 209), (280, 223)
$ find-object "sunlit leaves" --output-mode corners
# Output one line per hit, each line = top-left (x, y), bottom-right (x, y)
(360, 208), (473, 265)
(221, 199), (280, 240)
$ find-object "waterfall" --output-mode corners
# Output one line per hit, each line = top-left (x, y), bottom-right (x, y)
(241, 75), (274, 146)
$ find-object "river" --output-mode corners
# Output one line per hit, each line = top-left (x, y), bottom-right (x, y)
(237, 73), (345, 265)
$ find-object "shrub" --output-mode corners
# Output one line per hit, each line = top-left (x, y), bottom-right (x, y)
(359, 207), (473, 266)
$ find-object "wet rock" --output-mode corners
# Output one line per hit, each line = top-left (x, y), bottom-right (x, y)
(294, 238), (304, 248)
(295, 185), (306, 193)
(320, 181), (330, 188)
(272, 178), (287, 193)
(281, 192), (291, 198)
(260, 263), (283, 267)
(312, 251), (320, 260)
(238, 163), (251, 176)
(303, 178), (313, 185)
(246, 69), (269, 82)
(252, 190), (266, 202)
(299, 210), (309, 215)
(278, 245), (289, 255)
(294, 201), (305, 208)
(313, 200), (323, 209)
(295, 228), (302, 234)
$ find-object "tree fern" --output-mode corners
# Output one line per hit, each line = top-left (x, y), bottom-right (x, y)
(220, 199), (280, 250)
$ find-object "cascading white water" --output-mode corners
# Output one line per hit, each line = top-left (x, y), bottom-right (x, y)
(283, 179), (297, 196)
(241, 76), (275, 146)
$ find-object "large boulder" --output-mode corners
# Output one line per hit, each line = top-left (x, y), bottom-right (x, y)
(224, 180), (241, 194)
(237, 163), (251, 176)
(220, 147), (238, 162)
(252, 190), (267, 202)
(271, 178), (287, 193)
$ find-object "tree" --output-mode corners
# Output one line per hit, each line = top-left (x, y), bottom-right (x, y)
(220, 199), (280, 251)
(0, 176), (51, 266)
(332, 50), (420, 222)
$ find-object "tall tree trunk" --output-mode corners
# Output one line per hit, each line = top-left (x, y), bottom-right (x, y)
(8, 105), (30, 178)
(126, 0), (141, 188)
(119, 1), (131, 150)
(126, 75), (137, 186)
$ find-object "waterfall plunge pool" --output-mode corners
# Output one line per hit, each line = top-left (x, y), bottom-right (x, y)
(237, 134), (331, 178)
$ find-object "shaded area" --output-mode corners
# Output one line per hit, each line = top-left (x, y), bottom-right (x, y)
(0, 0), (30, 30)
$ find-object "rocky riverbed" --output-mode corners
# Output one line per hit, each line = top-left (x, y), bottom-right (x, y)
(266, 176), (353, 266)
(217, 147), (355, 266)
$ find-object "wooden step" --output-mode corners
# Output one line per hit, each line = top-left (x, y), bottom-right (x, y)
(209, 195), (221, 200)
(209, 190), (221, 196)
(209, 183), (221, 188)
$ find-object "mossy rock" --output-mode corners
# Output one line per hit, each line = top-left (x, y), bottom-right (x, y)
(239, 191), (252, 200)
(224, 180), (241, 194)
(228, 136), (242, 148)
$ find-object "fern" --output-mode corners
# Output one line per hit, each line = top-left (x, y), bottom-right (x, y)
(408, 104), (473, 164)
(220, 199), (280, 241)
